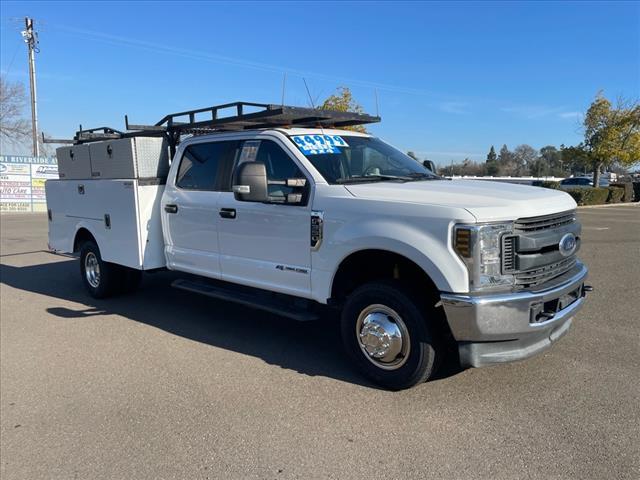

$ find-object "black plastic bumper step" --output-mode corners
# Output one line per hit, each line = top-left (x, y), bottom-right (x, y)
(171, 278), (319, 322)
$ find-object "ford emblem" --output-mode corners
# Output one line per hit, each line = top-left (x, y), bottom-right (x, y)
(559, 233), (577, 257)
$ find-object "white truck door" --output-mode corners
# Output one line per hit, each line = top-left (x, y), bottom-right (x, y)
(161, 140), (241, 278)
(217, 139), (312, 298)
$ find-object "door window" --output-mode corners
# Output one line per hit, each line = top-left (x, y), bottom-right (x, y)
(176, 141), (241, 191)
(251, 140), (308, 203)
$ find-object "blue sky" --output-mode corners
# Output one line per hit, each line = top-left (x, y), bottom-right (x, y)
(1, 1), (638, 165)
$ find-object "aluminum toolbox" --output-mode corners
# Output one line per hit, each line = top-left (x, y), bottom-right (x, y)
(88, 137), (169, 179)
(56, 145), (92, 180)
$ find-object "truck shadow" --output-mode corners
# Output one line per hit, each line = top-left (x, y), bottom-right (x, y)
(0, 258), (462, 389)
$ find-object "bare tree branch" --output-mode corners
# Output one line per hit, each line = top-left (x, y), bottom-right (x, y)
(0, 75), (31, 146)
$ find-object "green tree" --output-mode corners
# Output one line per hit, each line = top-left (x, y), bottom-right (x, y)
(571, 92), (640, 186)
(320, 86), (367, 133)
(560, 144), (590, 176)
(485, 145), (499, 175)
(539, 145), (563, 176)
(486, 160), (500, 176)
(486, 145), (497, 162)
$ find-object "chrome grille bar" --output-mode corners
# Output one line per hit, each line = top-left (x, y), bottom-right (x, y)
(514, 210), (576, 232)
(515, 257), (577, 288)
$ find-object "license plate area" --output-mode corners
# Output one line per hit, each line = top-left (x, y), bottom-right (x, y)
(530, 284), (583, 324)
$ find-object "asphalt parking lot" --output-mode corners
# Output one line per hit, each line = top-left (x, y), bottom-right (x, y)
(1, 206), (639, 480)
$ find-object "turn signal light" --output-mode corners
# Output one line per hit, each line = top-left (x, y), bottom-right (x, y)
(454, 227), (472, 257)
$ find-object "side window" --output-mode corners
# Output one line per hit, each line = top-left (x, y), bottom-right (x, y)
(176, 141), (240, 191)
(255, 140), (307, 202)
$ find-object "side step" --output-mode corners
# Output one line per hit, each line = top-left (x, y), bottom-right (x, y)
(171, 278), (320, 322)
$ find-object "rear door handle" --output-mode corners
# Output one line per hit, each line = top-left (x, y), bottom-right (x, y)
(164, 204), (178, 214)
(219, 208), (236, 219)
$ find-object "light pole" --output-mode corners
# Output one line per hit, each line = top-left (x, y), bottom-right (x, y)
(21, 17), (39, 157)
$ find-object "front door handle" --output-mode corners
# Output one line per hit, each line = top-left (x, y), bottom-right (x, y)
(219, 208), (236, 219)
(164, 204), (178, 214)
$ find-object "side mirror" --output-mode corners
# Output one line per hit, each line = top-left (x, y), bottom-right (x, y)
(232, 162), (268, 202)
(423, 160), (436, 172)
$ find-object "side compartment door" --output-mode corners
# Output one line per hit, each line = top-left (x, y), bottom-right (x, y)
(217, 139), (313, 297)
(161, 140), (241, 278)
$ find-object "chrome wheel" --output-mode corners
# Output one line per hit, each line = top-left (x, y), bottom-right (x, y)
(84, 251), (101, 288)
(355, 304), (410, 370)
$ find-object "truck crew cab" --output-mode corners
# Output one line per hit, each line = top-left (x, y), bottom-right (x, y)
(45, 102), (590, 390)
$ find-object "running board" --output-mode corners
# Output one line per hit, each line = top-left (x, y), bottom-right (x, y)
(171, 278), (320, 322)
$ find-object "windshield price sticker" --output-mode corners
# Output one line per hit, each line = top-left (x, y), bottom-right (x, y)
(292, 135), (348, 155)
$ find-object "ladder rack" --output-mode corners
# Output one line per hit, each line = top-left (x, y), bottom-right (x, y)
(46, 101), (381, 157)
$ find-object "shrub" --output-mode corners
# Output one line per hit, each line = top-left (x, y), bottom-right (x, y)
(565, 187), (609, 206)
(610, 182), (634, 202)
(533, 181), (561, 189)
(606, 186), (624, 203)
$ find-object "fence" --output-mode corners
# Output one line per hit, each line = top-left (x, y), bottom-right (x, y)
(0, 155), (59, 213)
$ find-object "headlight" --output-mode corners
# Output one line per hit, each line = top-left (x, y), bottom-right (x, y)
(453, 222), (514, 291)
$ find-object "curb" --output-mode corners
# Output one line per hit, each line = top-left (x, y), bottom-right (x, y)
(577, 202), (639, 209)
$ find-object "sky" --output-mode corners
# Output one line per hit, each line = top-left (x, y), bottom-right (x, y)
(1, 0), (639, 165)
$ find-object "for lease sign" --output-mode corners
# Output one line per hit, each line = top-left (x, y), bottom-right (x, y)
(0, 156), (58, 212)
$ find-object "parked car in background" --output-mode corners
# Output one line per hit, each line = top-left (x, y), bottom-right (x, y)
(560, 177), (609, 189)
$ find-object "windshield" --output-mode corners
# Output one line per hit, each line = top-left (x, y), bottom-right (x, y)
(288, 134), (439, 184)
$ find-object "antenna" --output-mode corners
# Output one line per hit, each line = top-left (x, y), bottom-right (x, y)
(302, 78), (316, 109)
(281, 72), (287, 106)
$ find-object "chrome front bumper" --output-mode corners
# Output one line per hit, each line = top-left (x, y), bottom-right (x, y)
(441, 262), (589, 367)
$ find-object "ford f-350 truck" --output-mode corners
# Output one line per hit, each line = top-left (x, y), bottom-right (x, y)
(45, 102), (590, 390)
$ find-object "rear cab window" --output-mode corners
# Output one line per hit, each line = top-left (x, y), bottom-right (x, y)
(176, 140), (241, 191)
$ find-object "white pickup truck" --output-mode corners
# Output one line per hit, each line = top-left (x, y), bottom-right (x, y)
(45, 102), (590, 390)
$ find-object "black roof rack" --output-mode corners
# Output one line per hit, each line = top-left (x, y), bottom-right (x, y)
(46, 101), (381, 155)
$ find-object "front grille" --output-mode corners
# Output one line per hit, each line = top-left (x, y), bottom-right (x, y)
(515, 257), (577, 288)
(504, 209), (580, 289)
(514, 210), (576, 232)
(502, 236), (516, 272)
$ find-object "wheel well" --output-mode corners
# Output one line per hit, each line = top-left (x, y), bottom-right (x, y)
(331, 250), (439, 304)
(331, 249), (457, 364)
(73, 228), (96, 252)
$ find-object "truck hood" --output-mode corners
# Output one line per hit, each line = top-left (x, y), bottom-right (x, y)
(344, 179), (577, 222)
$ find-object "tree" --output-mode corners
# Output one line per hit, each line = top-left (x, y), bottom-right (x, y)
(486, 145), (497, 162)
(560, 144), (590, 175)
(497, 144), (515, 175)
(576, 92), (640, 186)
(539, 145), (563, 176)
(512, 144), (538, 176)
(320, 86), (367, 133)
(485, 145), (499, 175)
(0, 76), (30, 148)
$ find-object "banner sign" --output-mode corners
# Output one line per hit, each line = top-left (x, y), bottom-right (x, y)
(0, 156), (58, 213)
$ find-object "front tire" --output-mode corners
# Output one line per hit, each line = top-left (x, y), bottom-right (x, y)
(79, 241), (119, 298)
(340, 281), (438, 390)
